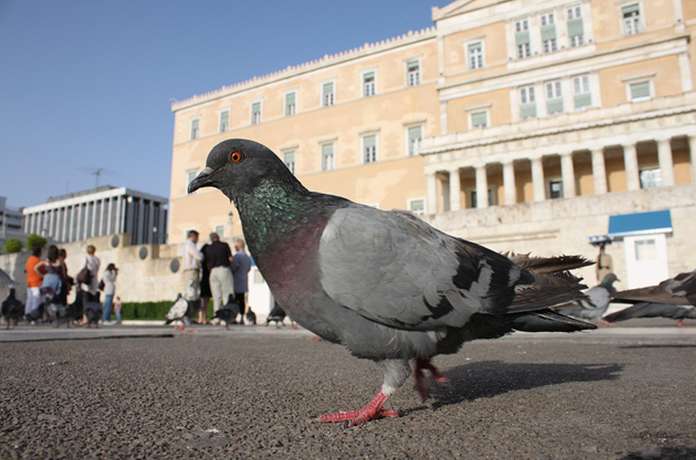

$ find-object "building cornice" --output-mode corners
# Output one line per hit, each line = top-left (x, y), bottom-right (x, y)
(171, 27), (436, 112)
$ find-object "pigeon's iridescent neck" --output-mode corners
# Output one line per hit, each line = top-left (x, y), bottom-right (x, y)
(233, 179), (317, 257)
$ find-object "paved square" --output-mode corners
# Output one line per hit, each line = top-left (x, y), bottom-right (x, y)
(1, 325), (695, 459)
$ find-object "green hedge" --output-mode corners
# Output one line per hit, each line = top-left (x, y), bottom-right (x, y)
(120, 300), (215, 320)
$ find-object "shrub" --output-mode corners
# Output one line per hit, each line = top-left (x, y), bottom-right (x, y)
(3, 239), (23, 254)
(119, 300), (214, 321)
(26, 234), (47, 251)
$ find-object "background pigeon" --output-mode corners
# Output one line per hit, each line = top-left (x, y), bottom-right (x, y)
(164, 294), (190, 326)
(214, 294), (240, 327)
(604, 270), (695, 326)
(551, 273), (619, 323)
(188, 139), (596, 425)
(2, 287), (24, 329)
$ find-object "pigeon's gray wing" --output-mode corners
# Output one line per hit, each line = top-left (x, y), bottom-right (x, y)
(604, 303), (696, 322)
(318, 206), (531, 331)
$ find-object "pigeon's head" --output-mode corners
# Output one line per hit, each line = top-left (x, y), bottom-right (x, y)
(600, 272), (619, 287)
(187, 138), (300, 200)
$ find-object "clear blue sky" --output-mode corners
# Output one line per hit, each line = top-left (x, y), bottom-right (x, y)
(0, 0), (441, 208)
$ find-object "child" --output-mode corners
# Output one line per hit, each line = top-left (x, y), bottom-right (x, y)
(114, 296), (123, 324)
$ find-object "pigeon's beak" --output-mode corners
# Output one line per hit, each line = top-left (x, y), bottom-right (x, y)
(188, 167), (216, 194)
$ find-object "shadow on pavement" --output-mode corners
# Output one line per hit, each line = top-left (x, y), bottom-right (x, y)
(431, 360), (623, 408)
(620, 446), (696, 460)
(619, 344), (696, 349)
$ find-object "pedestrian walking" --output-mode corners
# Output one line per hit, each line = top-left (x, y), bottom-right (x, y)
(101, 263), (118, 322)
(231, 238), (252, 324)
(202, 233), (234, 323)
(24, 246), (43, 318)
(199, 239), (213, 323)
(56, 248), (73, 306)
(182, 230), (203, 322)
(84, 245), (101, 300)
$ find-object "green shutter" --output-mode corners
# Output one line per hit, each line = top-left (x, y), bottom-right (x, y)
(323, 82), (333, 94)
(541, 24), (556, 41)
(630, 81), (651, 100)
(515, 30), (530, 45)
(520, 103), (537, 119)
(567, 18), (584, 37)
(286, 93), (295, 104)
(622, 3), (639, 15)
(547, 98), (563, 114)
(574, 93), (592, 109)
(470, 111), (487, 128)
(363, 135), (375, 149)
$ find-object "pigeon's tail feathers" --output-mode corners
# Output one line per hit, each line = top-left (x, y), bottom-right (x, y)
(506, 253), (594, 275)
(504, 267), (590, 315)
(510, 309), (597, 332)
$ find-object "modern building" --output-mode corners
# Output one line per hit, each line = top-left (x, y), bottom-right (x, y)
(0, 196), (25, 247)
(22, 186), (168, 245)
(169, 0), (696, 289)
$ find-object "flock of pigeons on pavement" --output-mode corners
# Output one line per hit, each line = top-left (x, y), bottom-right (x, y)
(3, 137), (695, 426)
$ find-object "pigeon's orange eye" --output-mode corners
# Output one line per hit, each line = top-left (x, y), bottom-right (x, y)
(229, 151), (244, 163)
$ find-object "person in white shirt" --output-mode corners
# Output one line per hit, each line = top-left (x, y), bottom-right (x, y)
(84, 245), (101, 297)
(182, 230), (203, 321)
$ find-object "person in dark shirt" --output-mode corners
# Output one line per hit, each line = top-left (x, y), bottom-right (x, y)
(202, 233), (234, 321)
(231, 238), (253, 324)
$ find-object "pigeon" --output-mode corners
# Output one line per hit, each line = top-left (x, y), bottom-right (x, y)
(214, 294), (240, 327)
(84, 300), (102, 327)
(165, 293), (190, 326)
(2, 287), (24, 329)
(245, 307), (257, 325)
(552, 273), (619, 323)
(604, 270), (695, 326)
(266, 302), (287, 327)
(188, 139), (596, 425)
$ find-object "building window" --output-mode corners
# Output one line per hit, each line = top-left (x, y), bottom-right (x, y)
(467, 41), (484, 69)
(190, 119), (199, 140)
(567, 5), (585, 47)
(541, 13), (557, 53)
(214, 225), (224, 237)
(322, 81), (335, 106)
(219, 110), (229, 133)
(469, 189), (496, 208)
(186, 169), (198, 190)
(515, 19), (531, 59)
(362, 134), (378, 164)
(628, 80), (652, 102)
(406, 125), (422, 156)
(520, 85), (537, 119)
(622, 3), (642, 35)
(573, 74), (592, 109)
(283, 150), (296, 174)
(470, 110), (489, 129)
(408, 198), (425, 215)
(363, 71), (376, 97)
(406, 59), (420, 86)
(545, 80), (563, 114)
(639, 167), (662, 189)
(549, 179), (563, 199)
(321, 143), (335, 171)
(284, 92), (296, 116)
(251, 102), (261, 124)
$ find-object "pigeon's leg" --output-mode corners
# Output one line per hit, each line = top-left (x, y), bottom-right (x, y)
(319, 359), (410, 426)
(414, 358), (449, 402)
(676, 319), (685, 328)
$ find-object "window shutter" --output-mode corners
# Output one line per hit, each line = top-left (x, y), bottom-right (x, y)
(567, 18), (584, 37)
(631, 81), (651, 99)
(541, 24), (557, 41)
(622, 3), (640, 15)
(323, 82), (333, 94)
(515, 30), (530, 45)
(470, 111), (487, 127)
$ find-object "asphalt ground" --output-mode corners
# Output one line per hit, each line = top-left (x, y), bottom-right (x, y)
(1, 325), (695, 459)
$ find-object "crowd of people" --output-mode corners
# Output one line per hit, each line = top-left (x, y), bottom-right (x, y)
(23, 244), (121, 325)
(182, 230), (252, 325)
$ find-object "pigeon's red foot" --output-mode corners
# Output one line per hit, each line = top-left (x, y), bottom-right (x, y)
(319, 391), (398, 426)
(676, 319), (685, 328)
(414, 358), (449, 402)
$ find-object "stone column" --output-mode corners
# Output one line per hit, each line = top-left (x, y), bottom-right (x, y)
(60, 207), (67, 242)
(475, 165), (488, 209)
(623, 143), (640, 191)
(147, 200), (156, 243)
(591, 148), (608, 194)
(561, 152), (576, 198)
(115, 196), (123, 233)
(657, 138), (675, 187)
(690, 136), (696, 185)
(99, 198), (106, 236)
(531, 157), (545, 202)
(106, 198), (113, 235)
(503, 161), (516, 206)
(426, 173), (437, 215)
(448, 168), (461, 212)
(90, 201), (98, 238)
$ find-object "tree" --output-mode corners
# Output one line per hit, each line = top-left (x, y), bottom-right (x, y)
(3, 239), (23, 254)
(26, 234), (47, 252)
